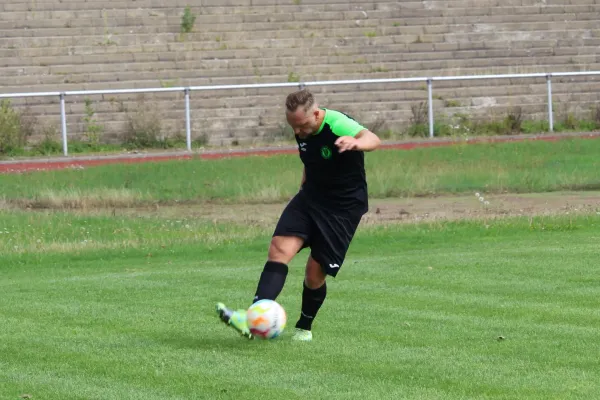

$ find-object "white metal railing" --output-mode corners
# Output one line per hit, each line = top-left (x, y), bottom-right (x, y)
(1, 70), (600, 156)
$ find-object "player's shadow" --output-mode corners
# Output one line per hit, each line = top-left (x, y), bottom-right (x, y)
(156, 331), (270, 353)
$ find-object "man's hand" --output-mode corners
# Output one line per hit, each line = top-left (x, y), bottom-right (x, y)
(335, 130), (381, 153)
(334, 136), (359, 153)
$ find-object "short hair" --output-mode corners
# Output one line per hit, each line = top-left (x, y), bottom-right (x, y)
(285, 89), (315, 113)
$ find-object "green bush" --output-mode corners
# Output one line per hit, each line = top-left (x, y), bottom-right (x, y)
(123, 102), (163, 149)
(180, 6), (196, 33)
(32, 125), (62, 155)
(83, 98), (103, 145)
(0, 100), (33, 154)
(122, 102), (187, 150)
(406, 123), (428, 137)
(521, 120), (549, 134)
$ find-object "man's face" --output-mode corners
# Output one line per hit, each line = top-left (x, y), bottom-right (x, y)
(286, 107), (319, 139)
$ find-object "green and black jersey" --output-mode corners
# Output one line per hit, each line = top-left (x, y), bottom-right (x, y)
(296, 108), (368, 217)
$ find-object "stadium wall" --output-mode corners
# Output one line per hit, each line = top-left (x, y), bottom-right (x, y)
(1, 0), (599, 146)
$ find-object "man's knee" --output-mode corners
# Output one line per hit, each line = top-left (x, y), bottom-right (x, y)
(305, 256), (327, 289)
(268, 236), (304, 264)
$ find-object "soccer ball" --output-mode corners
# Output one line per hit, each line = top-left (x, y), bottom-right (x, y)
(246, 299), (287, 339)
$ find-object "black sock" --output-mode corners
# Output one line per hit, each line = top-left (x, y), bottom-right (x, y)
(295, 281), (327, 331)
(252, 261), (289, 304)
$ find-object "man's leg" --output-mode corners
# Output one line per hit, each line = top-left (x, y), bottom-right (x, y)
(292, 211), (363, 342)
(293, 255), (327, 342)
(216, 236), (303, 339)
(216, 193), (311, 339)
(253, 235), (304, 302)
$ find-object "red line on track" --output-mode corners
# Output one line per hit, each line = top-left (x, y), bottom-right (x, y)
(0, 133), (597, 174)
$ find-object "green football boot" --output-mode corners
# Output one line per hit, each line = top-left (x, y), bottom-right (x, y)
(216, 302), (253, 339)
(291, 328), (313, 342)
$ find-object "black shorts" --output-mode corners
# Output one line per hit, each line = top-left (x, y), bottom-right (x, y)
(272, 192), (363, 277)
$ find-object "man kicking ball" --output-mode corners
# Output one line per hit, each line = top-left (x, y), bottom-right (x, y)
(216, 88), (381, 341)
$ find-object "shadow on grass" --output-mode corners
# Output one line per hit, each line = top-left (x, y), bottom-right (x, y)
(156, 331), (288, 352)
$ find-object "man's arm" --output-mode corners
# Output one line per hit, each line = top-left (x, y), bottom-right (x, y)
(328, 110), (381, 153)
(354, 129), (381, 151)
(335, 129), (381, 153)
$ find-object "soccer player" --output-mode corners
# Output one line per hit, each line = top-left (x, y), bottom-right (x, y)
(216, 89), (381, 341)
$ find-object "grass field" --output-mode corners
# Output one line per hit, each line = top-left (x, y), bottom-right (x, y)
(2, 138), (600, 399)
(1, 211), (599, 399)
(1, 138), (600, 208)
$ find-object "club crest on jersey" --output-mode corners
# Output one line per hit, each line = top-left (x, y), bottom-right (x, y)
(320, 146), (332, 159)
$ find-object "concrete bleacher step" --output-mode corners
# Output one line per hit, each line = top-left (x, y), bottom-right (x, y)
(3, 0), (598, 13)
(3, 39), (598, 72)
(4, 30), (599, 58)
(1, 54), (597, 88)
(3, 41), (600, 73)
(19, 76), (599, 118)
(30, 88), (579, 119)
(50, 94), (600, 127)
(37, 99), (598, 147)
(5, 63), (600, 104)
(7, 34), (600, 61)
(3, 4), (600, 36)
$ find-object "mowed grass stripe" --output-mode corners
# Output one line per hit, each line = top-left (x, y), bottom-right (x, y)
(1, 138), (600, 207)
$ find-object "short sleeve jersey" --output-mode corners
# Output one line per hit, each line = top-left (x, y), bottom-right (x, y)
(295, 108), (369, 216)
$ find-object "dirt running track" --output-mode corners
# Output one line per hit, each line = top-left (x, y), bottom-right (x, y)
(103, 191), (600, 227)
(1, 132), (599, 174)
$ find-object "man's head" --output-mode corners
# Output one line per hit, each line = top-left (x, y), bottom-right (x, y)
(285, 89), (322, 138)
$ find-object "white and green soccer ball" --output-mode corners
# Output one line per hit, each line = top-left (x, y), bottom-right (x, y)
(246, 299), (287, 339)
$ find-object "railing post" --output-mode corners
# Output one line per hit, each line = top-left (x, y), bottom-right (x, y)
(185, 88), (192, 152)
(60, 92), (68, 156)
(546, 74), (554, 132)
(427, 78), (434, 138)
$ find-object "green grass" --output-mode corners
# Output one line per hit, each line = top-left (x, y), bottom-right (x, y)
(1, 210), (599, 399)
(2, 138), (600, 207)
(2, 140), (125, 158)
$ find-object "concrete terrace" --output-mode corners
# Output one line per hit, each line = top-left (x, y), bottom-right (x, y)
(1, 0), (599, 145)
